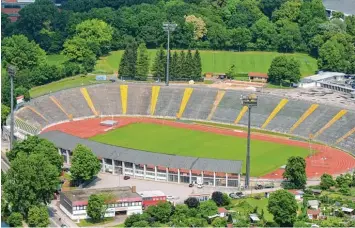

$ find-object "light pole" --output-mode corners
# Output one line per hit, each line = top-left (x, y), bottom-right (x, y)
(241, 94), (258, 189)
(7, 65), (16, 150)
(163, 22), (177, 86)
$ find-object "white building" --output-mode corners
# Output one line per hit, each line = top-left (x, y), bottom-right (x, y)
(59, 186), (143, 221)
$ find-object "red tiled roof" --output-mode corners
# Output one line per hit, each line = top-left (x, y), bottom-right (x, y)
(179, 168), (189, 173)
(216, 172), (226, 177)
(191, 169), (201, 175)
(307, 209), (320, 215)
(218, 207), (228, 213)
(248, 72), (268, 78)
(204, 171), (214, 176)
(146, 164), (155, 169)
(157, 166), (166, 171)
(169, 168), (178, 173)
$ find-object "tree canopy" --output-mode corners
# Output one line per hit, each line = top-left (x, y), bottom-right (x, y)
(27, 205), (50, 227)
(283, 156), (307, 189)
(70, 144), (101, 184)
(268, 189), (298, 227)
(268, 56), (301, 85)
(87, 194), (105, 222)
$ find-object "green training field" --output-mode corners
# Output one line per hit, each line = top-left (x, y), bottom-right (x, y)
(94, 50), (318, 76)
(90, 123), (309, 176)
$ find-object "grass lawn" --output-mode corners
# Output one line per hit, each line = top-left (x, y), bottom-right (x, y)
(232, 197), (273, 221)
(46, 54), (69, 65)
(29, 75), (109, 98)
(90, 123), (309, 176)
(78, 217), (114, 227)
(94, 50), (317, 76)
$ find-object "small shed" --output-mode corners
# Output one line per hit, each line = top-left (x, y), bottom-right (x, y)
(308, 200), (320, 210)
(288, 190), (304, 201)
(249, 214), (260, 223)
(341, 207), (354, 215)
(218, 207), (228, 217)
(307, 209), (321, 220)
(311, 189), (322, 195)
(248, 72), (268, 82)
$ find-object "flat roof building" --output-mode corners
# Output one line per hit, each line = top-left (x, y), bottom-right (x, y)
(40, 131), (243, 189)
(60, 186), (143, 221)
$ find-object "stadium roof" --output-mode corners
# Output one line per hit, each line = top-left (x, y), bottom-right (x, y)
(39, 131), (242, 174)
(323, 0), (355, 15)
(302, 72), (345, 82)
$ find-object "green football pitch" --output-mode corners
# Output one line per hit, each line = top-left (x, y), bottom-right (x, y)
(90, 123), (309, 176)
(94, 50), (317, 76)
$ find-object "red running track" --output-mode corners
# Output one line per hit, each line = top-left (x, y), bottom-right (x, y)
(42, 117), (355, 179)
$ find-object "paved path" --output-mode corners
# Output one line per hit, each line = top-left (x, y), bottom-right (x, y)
(49, 200), (78, 227)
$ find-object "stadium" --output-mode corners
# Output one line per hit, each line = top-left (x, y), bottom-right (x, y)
(6, 83), (355, 187)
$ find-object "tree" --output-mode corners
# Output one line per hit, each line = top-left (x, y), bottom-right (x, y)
(259, 0), (287, 18)
(228, 0), (263, 28)
(1, 35), (46, 70)
(87, 194), (105, 222)
(75, 19), (114, 56)
(212, 217), (227, 227)
(185, 15), (207, 40)
(283, 156), (306, 189)
(272, 0), (302, 22)
(332, 11), (344, 19)
(146, 201), (172, 223)
(185, 49), (195, 79)
(320, 173), (336, 190)
(230, 27), (252, 51)
(62, 36), (96, 72)
(177, 51), (186, 79)
(251, 16), (278, 50)
(170, 51), (179, 80)
(125, 213), (151, 227)
(198, 200), (218, 216)
(70, 144), (101, 184)
(268, 189), (298, 227)
(193, 50), (202, 80)
(277, 21), (302, 52)
(336, 173), (352, 187)
(184, 197), (200, 208)
(4, 153), (60, 217)
(27, 205), (50, 227)
(345, 15), (355, 36)
(268, 56), (301, 85)
(132, 220), (150, 227)
(7, 136), (63, 173)
(152, 46), (166, 81)
(7, 212), (23, 227)
(1, 104), (10, 128)
(136, 43), (149, 81)
(212, 191), (224, 206)
(1, 13), (11, 37)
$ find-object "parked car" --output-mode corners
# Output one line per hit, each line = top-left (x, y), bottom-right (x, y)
(229, 192), (245, 199)
(235, 192), (245, 198)
(167, 195), (175, 201)
(197, 184), (203, 189)
(123, 175), (130, 180)
(189, 183), (194, 187)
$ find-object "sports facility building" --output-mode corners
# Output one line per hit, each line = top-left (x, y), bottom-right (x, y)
(40, 131), (243, 188)
(6, 83), (355, 181)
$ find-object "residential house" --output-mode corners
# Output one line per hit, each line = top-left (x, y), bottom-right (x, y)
(218, 207), (228, 218)
(248, 72), (268, 82)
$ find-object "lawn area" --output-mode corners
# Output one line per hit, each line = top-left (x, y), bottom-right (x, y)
(78, 217), (114, 227)
(94, 50), (317, 76)
(29, 75), (109, 98)
(232, 197), (273, 222)
(90, 123), (309, 176)
(46, 54), (68, 65)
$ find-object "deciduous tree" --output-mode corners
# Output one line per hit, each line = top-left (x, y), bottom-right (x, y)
(145, 201), (172, 223)
(320, 173), (335, 190)
(230, 27), (252, 51)
(1, 35), (46, 70)
(70, 144), (101, 184)
(268, 56), (301, 85)
(184, 197), (200, 208)
(198, 200), (218, 216)
(283, 156), (306, 189)
(7, 212), (23, 227)
(87, 194), (105, 222)
(1, 104), (10, 128)
(4, 153), (60, 216)
(268, 189), (298, 227)
(28, 205), (50, 227)
(212, 217), (227, 227)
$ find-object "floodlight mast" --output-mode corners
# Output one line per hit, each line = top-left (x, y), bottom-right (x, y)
(7, 65), (16, 150)
(163, 23), (177, 86)
(241, 94), (258, 189)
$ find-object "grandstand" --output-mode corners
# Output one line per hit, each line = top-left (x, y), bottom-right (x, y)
(11, 83), (355, 154)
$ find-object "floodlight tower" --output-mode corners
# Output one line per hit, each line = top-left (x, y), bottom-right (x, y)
(7, 65), (16, 150)
(163, 22), (177, 86)
(241, 94), (258, 189)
